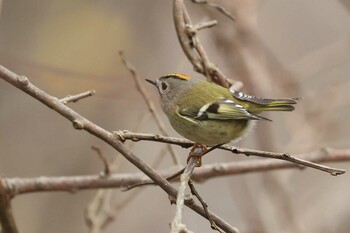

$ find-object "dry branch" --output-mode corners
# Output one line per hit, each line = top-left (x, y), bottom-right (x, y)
(0, 180), (19, 233)
(173, 0), (242, 89)
(60, 90), (95, 105)
(113, 131), (346, 176)
(171, 156), (199, 233)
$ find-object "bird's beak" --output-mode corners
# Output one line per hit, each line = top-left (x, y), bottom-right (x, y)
(145, 79), (157, 87)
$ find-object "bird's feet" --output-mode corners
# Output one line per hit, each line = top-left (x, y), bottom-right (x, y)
(187, 143), (208, 167)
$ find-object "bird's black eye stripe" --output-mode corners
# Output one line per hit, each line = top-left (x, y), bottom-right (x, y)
(161, 82), (168, 91)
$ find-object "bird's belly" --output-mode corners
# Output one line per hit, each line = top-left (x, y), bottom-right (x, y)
(170, 119), (251, 146)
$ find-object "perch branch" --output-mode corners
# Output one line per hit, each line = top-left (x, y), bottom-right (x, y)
(114, 131), (346, 176)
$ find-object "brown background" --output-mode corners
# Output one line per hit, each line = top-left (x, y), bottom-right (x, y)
(0, 0), (350, 232)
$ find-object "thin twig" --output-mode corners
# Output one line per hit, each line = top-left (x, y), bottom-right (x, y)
(173, 0), (240, 88)
(171, 156), (198, 233)
(113, 130), (346, 176)
(119, 51), (181, 165)
(191, 0), (235, 21)
(113, 130), (193, 147)
(0, 180), (19, 233)
(60, 90), (95, 105)
(0, 65), (237, 233)
(221, 146), (346, 176)
(91, 146), (110, 177)
(188, 180), (223, 233)
(190, 20), (218, 32)
(172, 146), (229, 233)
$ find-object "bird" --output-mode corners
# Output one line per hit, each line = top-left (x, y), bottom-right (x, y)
(146, 74), (297, 162)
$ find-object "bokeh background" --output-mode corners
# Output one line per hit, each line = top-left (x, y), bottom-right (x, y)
(0, 0), (350, 232)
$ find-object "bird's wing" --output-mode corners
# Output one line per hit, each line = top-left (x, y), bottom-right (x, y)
(178, 99), (270, 121)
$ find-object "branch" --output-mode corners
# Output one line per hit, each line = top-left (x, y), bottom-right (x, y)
(171, 156), (198, 233)
(221, 146), (346, 176)
(173, 0), (242, 89)
(60, 90), (95, 105)
(0, 65), (236, 233)
(91, 146), (111, 176)
(0, 180), (19, 233)
(113, 131), (346, 176)
(191, 0), (235, 21)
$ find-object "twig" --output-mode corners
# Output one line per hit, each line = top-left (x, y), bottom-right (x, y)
(188, 180), (223, 233)
(0, 65), (237, 233)
(190, 20), (218, 32)
(171, 146), (228, 233)
(113, 130), (346, 176)
(113, 130), (193, 147)
(221, 146), (346, 176)
(91, 146), (110, 177)
(119, 51), (181, 165)
(0, 180), (19, 233)
(60, 90), (95, 105)
(171, 156), (198, 233)
(191, 0), (235, 21)
(173, 0), (240, 88)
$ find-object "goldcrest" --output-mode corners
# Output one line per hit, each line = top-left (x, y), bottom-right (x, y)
(146, 74), (297, 146)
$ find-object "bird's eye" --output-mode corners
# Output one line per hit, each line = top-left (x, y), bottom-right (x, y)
(161, 82), (168, 91)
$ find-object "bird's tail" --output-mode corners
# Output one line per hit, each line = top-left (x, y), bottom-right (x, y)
(230, 90), (299, 113)
(255, 98), (298, 112)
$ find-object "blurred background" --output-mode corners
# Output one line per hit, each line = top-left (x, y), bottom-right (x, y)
(0, 0), (350, 232)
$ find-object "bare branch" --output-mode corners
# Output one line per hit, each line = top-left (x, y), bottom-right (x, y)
(191, 0), (235, 21)
(0, 180), (19, 233)
(113, 131), (346, 176)
(113, 130), (193, 147)
(91, 146), (110, 177)
(60, 90), (95, 105)
(221, 146), (346, 176)
(0, 65), (236, 233)
(188, 179), (224, 232)
(173, 0), (240, 89)
(171, 156), (198, 233)
(190, 20), (218, 32)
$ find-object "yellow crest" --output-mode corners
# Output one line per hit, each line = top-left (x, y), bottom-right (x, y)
(163, 73), (190, 81)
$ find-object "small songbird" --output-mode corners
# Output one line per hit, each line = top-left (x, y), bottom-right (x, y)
(146, 74), (297, 147)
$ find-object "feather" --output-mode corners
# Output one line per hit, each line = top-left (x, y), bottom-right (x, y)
(230, 89), (298, 106)
(179, 99), (271, 121)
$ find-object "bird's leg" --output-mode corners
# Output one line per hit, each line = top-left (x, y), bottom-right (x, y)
(187, 143), (208, 167)
(187, 143), (224, 167)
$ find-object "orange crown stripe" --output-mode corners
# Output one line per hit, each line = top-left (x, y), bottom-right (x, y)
(167, 73), (190, 80)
